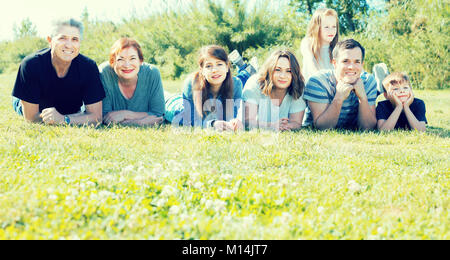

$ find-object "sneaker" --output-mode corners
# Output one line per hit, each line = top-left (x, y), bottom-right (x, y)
(373, 63), (389, 95)
(229, 50), (245, 70)
(249, 57), (259, 72)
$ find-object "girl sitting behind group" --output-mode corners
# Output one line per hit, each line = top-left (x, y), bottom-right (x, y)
(165, 45), (243, 130)
(99, 38), (165, 126)
(300, 8), (339, 81)
(232, 49), (306, 131)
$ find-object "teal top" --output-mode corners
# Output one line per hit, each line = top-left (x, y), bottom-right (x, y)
(99, 62), (165, 117)
(242, 75), (306, 123)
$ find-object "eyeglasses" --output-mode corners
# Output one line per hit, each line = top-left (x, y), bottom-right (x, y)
(116, 57), (139, 66)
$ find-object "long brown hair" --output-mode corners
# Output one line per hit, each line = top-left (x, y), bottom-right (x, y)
(192, 45), (234, 118)
(258, 49), (305, 99)
(306, 8), (339, 63)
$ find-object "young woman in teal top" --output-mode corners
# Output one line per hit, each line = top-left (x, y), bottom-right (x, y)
(100, 38), (165, 126)
(233, 49), (306, 131)
(165, 45), (243, 130)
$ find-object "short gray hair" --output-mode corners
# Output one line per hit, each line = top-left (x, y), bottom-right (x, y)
(51, 18), (84, 40)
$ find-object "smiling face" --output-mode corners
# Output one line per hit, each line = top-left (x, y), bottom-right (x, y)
(113, 47), (142, 81)
(333, 47), (363, 84)
(320, 15), (337, 45)
(201, 56), (229, 88)
(272, 57), (293, 90)
(389, 84), (412, 103)
(48, 25), (81, 63)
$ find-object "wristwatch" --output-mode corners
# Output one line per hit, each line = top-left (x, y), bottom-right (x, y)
(64, 115), (71, 125)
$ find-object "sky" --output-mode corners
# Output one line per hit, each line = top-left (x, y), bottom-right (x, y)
(0, 0), (384, 41)
(0, 0), (180, 41)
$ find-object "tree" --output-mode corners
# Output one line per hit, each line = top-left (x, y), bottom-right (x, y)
(81, 7), (90, 31)
(290, 0), (322, 16)
(290, 0), (369, 33)
(13, 18), (38, 39)
(205, 0), (298, 53)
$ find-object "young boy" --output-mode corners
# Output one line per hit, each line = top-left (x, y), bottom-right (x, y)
(376, 72), (427, 132)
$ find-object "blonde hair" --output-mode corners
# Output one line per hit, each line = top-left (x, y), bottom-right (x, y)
(382, 72), (411, 92)
(306, 8), (339, 62)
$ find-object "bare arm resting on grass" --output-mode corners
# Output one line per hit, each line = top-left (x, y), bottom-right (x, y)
(22, 100), (103, 125)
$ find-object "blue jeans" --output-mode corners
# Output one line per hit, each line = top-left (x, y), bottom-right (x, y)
(236, 67), (251, 86)
(164, 92), (184, 124)
(12, 97), (23, 116)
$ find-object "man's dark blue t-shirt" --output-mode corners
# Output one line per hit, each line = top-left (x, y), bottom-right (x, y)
(376, 98), (427, 129)
(12, 48), (105, 115)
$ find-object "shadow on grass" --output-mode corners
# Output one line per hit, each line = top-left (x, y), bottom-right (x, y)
(426, 126), (450, 138)
(13, 116), (448, 139)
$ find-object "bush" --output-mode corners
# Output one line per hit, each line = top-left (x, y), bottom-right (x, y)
(0, 0), (446, 90)
(355, 0), (449, 90)
(0, 37), (47, 74)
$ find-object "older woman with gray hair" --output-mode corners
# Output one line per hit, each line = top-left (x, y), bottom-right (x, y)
(12, 18), (105, 125)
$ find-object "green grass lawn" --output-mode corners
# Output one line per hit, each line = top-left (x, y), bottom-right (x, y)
(0, 73), (448, 239)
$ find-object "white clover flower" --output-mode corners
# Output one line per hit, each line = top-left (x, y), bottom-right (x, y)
(137, 163), (146, 173)
(348, 180), (362, 193)
(122, 165), (134, 174)
(99, 190), (116, 200)
(317, 206), (325, 214)
(134, 174), (150, 186)
(177, 213), (190, 222)
(161, 185), (177, 197)
(242, 214), (255, 224)
(261, 135), (277, 147)
(190, 172), (201, 180)
(218, 188), (234, 199)
(169, 205), (181, 215)
(275, 198), (285, 206)
(272, 212), (292, 225)
(152, 164), (163, 175)
(222, 174), (233, 182)
(65, 196), (74, 203)
(194, 181), (204, 190)
(253, 193), (263, 204)
(223, 215), (233, 223)
(279, 178), (289, 187)
(281, 212), (292, 220)
(155, 198), (167, 207)
(213, 199), (227, 212)
(204, 199), (214, 210)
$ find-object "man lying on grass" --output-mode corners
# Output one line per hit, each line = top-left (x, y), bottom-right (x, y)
(11, 18), (105, 125)
(303, 39), (378, 130)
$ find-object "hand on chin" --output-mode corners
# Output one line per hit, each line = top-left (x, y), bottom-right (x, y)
(342, 76), (359, 85)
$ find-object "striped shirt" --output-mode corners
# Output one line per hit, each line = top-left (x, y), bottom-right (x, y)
(303, 69), (378, 129)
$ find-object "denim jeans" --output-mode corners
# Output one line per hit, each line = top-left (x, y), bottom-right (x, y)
(236, 67), (251, 86)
